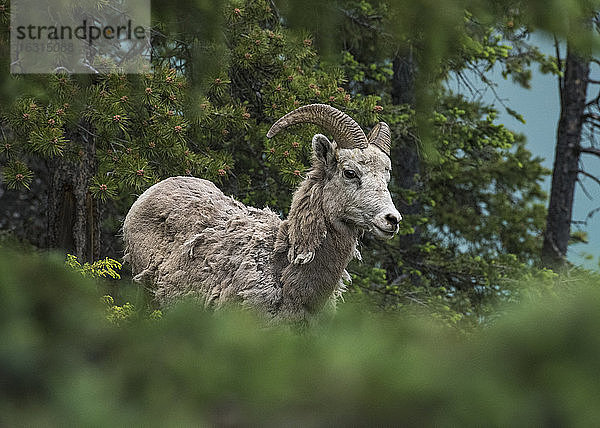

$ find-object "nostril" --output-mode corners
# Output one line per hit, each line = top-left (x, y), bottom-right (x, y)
(385, 213), (400, 226)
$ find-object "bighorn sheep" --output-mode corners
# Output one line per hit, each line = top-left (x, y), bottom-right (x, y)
(123, 104), (401, 324)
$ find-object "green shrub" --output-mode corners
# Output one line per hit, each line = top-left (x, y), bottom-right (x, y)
(65, 254), (122, 280)
(1, 247), (600, 426)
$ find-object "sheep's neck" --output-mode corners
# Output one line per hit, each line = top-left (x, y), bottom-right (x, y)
(278, 176), (358, 316)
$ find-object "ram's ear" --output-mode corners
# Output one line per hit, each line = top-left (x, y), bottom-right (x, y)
(312, 134), (336, 167)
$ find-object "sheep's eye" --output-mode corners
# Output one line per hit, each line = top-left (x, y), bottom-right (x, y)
(344, 169), (357, 179)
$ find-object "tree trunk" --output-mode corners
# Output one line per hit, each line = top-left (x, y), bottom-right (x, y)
(541, 46), (589, 268)
(386, 49), (423, 279)
(392, 50), (416, 106)
(47, 120), (100, 262)
(392, 49), (421, 241)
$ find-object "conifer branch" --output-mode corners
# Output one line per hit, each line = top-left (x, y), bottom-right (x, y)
(578, 169), (600, 187)
(579, 146), (600, 158)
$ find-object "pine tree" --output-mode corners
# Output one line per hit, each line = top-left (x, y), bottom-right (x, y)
(1, 71), (226, 260)
(1, 23), (233, 261)
(0, 0), (383, 260)
(542, 22), (599, 269)
(333, 0), (552, 323)
(180, 0), (383, 213)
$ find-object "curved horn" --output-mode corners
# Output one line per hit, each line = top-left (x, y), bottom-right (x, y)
(367, 122), (391, 156)
(266, 104), (368, 150)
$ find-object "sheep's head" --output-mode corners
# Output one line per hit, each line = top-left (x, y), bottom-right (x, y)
(267, 104), (401, 239)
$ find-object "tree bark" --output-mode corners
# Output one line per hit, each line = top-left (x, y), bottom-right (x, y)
(386, 49), (423, 279)
(392, 50), (416, 106)
(392, 50), (421, 238)
(47, 120), (100, 262)
(541, 46), (589, 268)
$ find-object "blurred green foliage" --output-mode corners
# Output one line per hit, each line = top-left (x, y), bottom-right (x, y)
(2, 247), (600, 426)
(1, 7), (600, 420)
(64, 254), (162, 325)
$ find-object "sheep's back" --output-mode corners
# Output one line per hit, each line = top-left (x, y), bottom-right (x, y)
(123, 176), (284, 311)
(124, 176), (248, 278)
